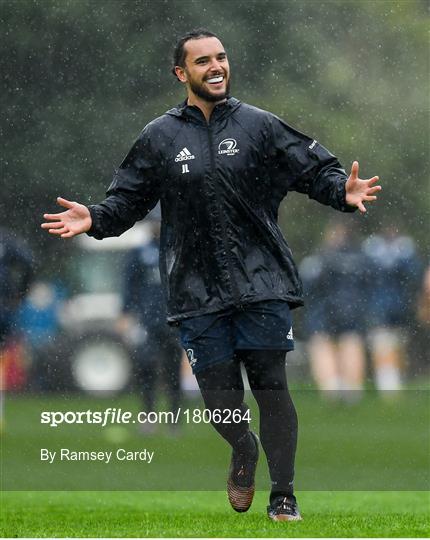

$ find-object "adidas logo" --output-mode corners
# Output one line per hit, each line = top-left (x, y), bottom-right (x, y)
(287, 327), (293, 340)
(175, 147), (196, 162)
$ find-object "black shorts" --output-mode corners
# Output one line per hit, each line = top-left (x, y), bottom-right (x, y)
(179, 300), (294, 374)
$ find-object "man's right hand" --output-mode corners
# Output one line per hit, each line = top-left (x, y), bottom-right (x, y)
(41, 197), (92, 238)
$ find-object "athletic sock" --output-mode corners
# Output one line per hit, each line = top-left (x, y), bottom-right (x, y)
(270, 491), (295, 505)
(240, 350), (298, 502)
(195, 361), (249, 448)
(375, 365), (402, 391)
(234, 430), (255, 454)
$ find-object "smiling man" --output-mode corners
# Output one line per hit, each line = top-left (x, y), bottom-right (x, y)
(42, 29), (381, 521)
(172, 32), (231, 117)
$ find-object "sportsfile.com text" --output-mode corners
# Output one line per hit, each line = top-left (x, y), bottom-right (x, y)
(40, 408), (252, 428)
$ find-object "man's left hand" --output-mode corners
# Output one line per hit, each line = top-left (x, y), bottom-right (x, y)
(345, 161), (381, 213)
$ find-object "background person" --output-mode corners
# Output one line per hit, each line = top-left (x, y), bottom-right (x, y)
(0, 228), (34, 427)
(417, 263), (430, 367)
(120, 208), (182, 434)
(362, 227), (422, 391)
(17, 280), (66, 391)
(300, 220), (369, 401)
(417, 264), (430, 328)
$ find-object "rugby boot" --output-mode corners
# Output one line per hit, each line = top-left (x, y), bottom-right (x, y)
(227, 431), (259, 512)
(267, 494), (302, 521)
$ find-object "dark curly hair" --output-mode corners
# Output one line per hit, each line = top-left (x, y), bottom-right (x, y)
(172, 29), (219, 79)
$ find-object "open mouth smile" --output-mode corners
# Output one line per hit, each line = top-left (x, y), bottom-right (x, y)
(206, 75), (224, 85)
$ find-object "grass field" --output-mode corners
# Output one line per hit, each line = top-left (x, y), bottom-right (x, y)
(1, 490), (429, 537)
(1, 391), (429, 536)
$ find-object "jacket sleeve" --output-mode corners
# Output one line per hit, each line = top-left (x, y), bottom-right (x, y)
(267, 114), (356, 212)
(87, 126), (162, 239)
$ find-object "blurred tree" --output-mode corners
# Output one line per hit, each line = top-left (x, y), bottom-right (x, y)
(1, 0), (428, 273)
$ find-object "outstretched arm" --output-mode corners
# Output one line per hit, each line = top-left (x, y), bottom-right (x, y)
(345, 161), (381, 213)
(41, 197), (92, 238)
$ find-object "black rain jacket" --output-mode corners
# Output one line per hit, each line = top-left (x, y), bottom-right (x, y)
(88, 97), (355, 323)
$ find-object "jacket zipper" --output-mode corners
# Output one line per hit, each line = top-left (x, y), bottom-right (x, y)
(207, 125), (242, 306)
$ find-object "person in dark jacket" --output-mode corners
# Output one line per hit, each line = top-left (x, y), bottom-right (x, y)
(0, 228), (34, 347)
(362, 227), (422, 391)
(0, 228), (34, 428)
(300, 220), (370, 400)
(41, 29), (381, 521)
(121, 214), (182, 433)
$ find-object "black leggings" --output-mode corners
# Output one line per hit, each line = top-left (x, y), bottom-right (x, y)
(195, 350), (298, 499)
(135, 328), (182, 414)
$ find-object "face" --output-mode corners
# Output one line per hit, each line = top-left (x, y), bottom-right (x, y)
(176, 37), (230, 103)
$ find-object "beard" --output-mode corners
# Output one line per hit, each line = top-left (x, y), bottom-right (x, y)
(188, 74), (231, 103)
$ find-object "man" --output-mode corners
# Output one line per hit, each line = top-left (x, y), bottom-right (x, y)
(0, 228), (34, 428)
(362, 226), (422, 392)
(300, 219), (370, 401)
(42, 29), (381, 521)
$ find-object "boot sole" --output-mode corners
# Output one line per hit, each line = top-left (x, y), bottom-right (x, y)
(227, 479), (255, 512)
(268, 513), (302, 522)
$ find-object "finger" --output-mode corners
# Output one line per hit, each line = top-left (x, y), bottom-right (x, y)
(41, 221), (64, 229)
(61, 230), (76, 238)
(366, 176), (380, 186)
(43, 213), (64, 220)
(48, 227), (69, 236)
(350, 161), (359, 180)
(358, 201), (367, 213)
(364, 195), (377, 202)
(366, 185), (382, 195)
(57, 197), (75, 209)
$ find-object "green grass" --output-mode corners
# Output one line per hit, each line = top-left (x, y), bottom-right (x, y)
(1, 490), (429, 537)
(1, 392), (429, 536)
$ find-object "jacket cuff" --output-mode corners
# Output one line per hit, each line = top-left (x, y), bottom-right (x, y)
(337, 179), (357, 213)
(86, 205), (104, 239)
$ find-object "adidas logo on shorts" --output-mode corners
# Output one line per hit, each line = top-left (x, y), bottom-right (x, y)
(175, 147), (196, 162)
(287, 327), (293, 340)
